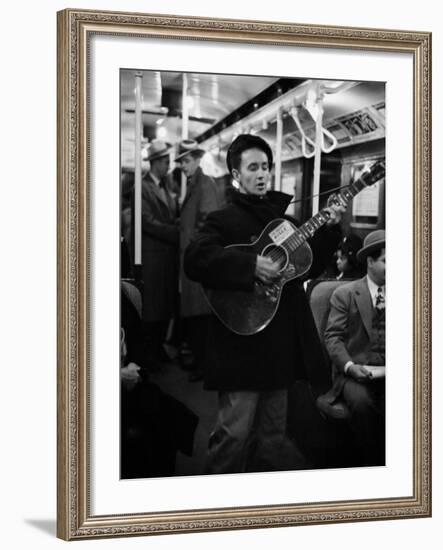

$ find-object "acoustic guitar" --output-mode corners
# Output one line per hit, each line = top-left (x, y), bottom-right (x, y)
(203, 160), (385, 335)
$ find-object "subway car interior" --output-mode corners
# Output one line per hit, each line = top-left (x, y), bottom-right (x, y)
(120, 70), (386, 479)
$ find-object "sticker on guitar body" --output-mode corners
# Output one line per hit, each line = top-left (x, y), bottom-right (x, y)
(268, 220), (295, 246)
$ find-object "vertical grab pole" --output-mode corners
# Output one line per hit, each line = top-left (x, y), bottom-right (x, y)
(312, 85), (324, 216)
(179, 73), (189, 205)
(133, 71), (143, 282)
(275, 107), (283, 191)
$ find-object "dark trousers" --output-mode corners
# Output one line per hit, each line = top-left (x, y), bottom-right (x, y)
(183, 315), (210, 373)
(342, 378), (385, 466)
(206, 390), (288, 474)
(143, 320), (170, 361)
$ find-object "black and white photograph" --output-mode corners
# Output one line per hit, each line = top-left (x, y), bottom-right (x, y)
(50, 4), (433, 543)
(119, 69), (386, 480)
(2, 0), (439, 546)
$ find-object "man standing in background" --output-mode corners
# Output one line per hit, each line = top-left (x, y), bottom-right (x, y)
(141, 140), (179, 369)
(176, 139), (226, 381)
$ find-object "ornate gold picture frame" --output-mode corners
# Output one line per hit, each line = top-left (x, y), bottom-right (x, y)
(57, 8), (431, 540)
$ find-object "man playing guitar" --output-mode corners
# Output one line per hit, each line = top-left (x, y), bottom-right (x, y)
(184, 134), (345, 474)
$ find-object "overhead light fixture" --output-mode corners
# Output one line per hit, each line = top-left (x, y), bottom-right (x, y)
(156, 126), (168, 140)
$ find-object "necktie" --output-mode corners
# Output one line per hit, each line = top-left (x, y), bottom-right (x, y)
(158, 179), (168, 202)
(375, 287), (385, 312)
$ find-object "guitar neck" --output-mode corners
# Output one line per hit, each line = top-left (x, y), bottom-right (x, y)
(286, 161), (384, 251)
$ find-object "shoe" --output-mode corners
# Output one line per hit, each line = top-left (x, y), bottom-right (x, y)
(316, 394), (351, 421)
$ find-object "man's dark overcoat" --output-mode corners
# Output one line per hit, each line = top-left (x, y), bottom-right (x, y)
(184, 191), (341, 392)
(141, 172), (178, 322)
(180, 166), (224, 317)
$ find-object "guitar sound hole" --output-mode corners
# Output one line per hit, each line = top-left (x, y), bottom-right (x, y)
(262, 244), (288, 272)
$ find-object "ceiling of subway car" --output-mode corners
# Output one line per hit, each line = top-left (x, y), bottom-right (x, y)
(121, 70), (278, 168)
(120, 70), (385, 173)
(258, 81), (385, 159)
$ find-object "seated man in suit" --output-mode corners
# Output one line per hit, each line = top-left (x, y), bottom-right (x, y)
(323, 230), (386, 466)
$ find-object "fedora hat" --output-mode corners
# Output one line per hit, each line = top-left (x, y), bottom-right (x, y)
(146, 140), (171, 162)
(356, 229), (385, 262)
(174, 139), (205, 162)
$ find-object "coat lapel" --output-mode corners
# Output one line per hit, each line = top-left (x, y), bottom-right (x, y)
(353, 277), (373, 337)
(181, 167), (202, 209)
(143, 173), (174, 217)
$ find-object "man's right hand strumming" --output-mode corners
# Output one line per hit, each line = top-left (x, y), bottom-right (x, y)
(255, 255), (280, 284)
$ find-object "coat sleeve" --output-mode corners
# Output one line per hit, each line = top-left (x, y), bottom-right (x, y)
(323, 285), (354, 372)
(184, 211), (257, 291)
(194, 178), (220, 232)
(141, 194), (178, 245)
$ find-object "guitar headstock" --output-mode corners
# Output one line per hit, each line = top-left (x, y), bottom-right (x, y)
(361, 159), (386, 187)
(326, 159), (385, 212)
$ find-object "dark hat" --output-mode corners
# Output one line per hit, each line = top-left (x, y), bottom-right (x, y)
(174, 139), (205, 162)
(146, 140), (172, 162)
(356, 229), (385, 262)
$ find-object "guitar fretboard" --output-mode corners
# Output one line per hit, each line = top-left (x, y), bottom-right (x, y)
(284, 160), (384, 251)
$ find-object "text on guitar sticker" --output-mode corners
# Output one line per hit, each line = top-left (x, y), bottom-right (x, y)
(269, 220), (295, 246)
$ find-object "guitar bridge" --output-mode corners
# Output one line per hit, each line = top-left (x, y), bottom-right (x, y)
(281, 263), (297, 281)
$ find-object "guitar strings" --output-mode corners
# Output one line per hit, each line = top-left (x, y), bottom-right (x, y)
(266, 235), (304, 264)
(262, 163), (384, 266)
(287, 163), (383, 205)
(288, 182), (352, 204)
(265, 195), (340, 263)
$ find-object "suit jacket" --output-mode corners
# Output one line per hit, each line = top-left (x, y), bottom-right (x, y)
(180, 167), (225, 317)
(323, 276), (384, 399)
(324, 276), (376, 372)
(141, 172), (178, 322)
